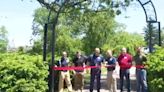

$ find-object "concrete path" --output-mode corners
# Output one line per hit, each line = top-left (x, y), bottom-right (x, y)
(83, 77), (137, 92)
(82, 67), (137, 92)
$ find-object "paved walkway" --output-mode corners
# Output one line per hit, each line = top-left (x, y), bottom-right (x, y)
(82, 67), (137, 92)
(83, 77), (136, 92)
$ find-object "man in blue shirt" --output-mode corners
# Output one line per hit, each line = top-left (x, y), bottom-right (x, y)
(57, 51), (72, 92)
(105, 50), (117, 92)
(88, 48), (104, 92)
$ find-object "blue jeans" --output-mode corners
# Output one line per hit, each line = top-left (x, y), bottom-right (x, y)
(120, 69), (130, 92)
(90, 69), (101, 92)
(136, 69), (147, 92)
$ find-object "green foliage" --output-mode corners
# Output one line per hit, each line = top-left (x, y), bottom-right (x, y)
(144, 23), (159, 46)
(36, 0), (134, 15)
(31, 0), (143, 57)
(77, 11), (117, 54)
(32, 7), (145, 57)
(160, 28), (164, 46)
(146, 46), (164, 92)
(32, 7), (118, 55)
(0, 53), (48, 92)
(29, 41), (42, 55)
(102, 31), (145, 56)
(0, 26), (8, 53)
(32, 0), (134, 55)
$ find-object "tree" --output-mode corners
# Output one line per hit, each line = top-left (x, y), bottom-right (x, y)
(32, 0), (134, 55)
(80, 11), (117, 54)
(101, 30), (145, 56)
(32, 8), (118, 55)
(0, 26), (8, 53)
(144, 23), (159, 50)
(32, 7), (84, 56)
(160, 27), (164, 46)
(36, 0), (133, 14)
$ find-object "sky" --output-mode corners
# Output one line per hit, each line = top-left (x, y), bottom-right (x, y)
(0, 0), (164, 47)
(0, 0), (40, 47)
(116, 0), (164, 34)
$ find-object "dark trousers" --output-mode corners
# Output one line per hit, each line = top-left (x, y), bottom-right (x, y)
(90, 69), (101, 92)
(120, 69), (130, 92)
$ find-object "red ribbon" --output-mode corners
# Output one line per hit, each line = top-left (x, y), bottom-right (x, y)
(53, 65), (146, 71)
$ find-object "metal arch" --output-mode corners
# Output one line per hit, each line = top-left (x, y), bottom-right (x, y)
(150, 1), (158, 22)
(137, 0), (161, 52)
(137, 0), (157, 23)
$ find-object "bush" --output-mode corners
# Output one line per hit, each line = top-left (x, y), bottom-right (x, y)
(0, 53), (48, 92)
(147, 46), (164, 92)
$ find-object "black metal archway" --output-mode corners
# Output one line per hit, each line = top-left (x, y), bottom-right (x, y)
(137, 0), (161, 53)
(38, 0), (161, 92)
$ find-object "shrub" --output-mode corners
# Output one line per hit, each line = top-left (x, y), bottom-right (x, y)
(0, 53), (48, 92)
(146, 46), (164, 92)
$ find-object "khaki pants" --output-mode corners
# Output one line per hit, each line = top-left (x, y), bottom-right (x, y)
(58, 71), (72, 92)
(74, 72), (84, 91)
(107, 71), (117, 92)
